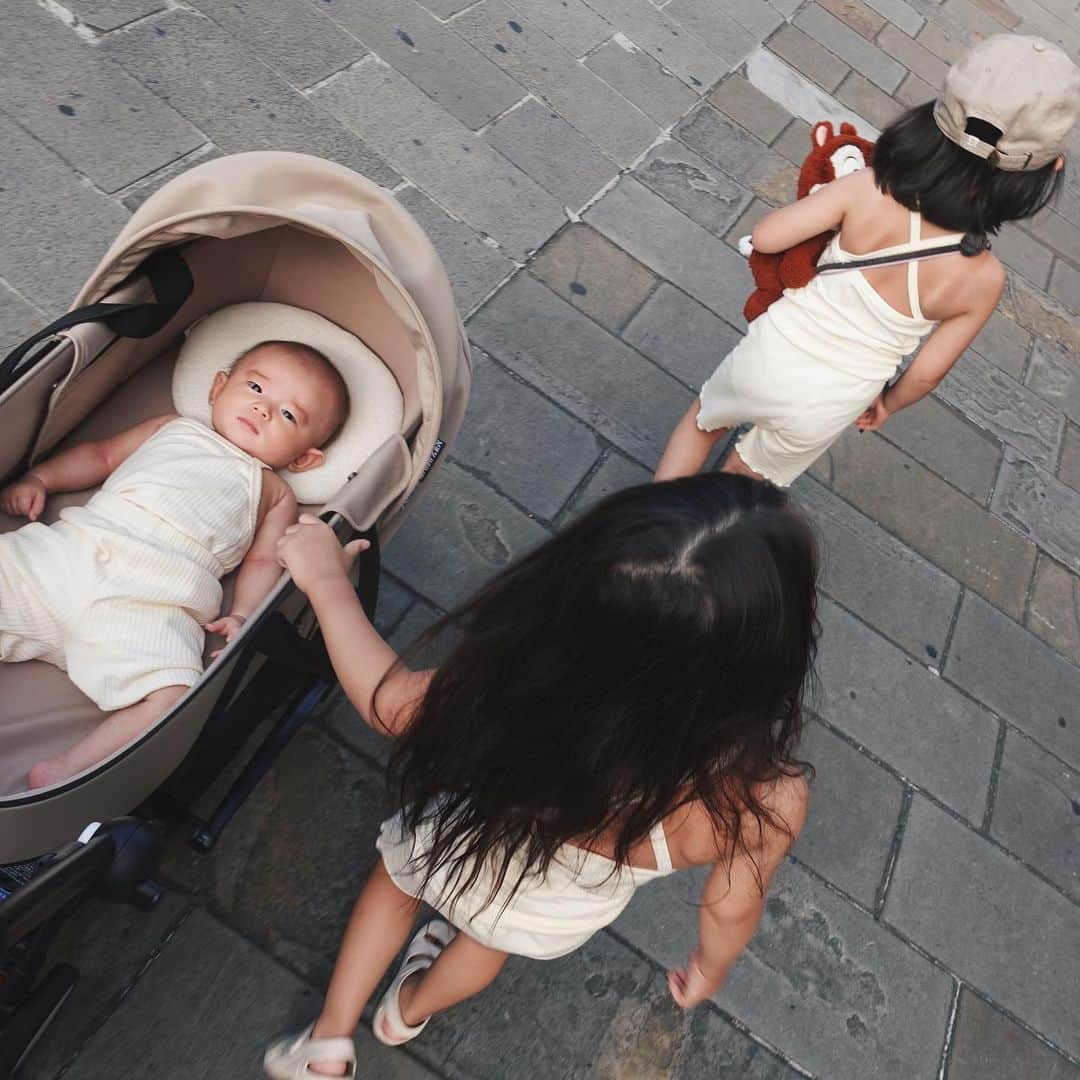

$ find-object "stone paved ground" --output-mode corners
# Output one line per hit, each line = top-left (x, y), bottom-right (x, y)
(4, 1), (1080, 1077)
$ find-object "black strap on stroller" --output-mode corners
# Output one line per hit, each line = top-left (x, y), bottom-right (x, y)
(0, 248), (194, 395)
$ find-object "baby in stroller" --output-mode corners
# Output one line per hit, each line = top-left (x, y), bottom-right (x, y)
(0, 339), (348, 789)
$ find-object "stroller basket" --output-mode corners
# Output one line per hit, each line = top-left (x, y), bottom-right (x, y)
(0, 151), (471, 862)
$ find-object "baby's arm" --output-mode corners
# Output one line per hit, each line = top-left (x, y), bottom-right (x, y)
(207, 478), (297, 650)
(750, 170), (859, 254)
(276, 515), (431, 735)
(0, 413), (175, 520)
(858, 259), (1005, 431)
(669, 775), (808, 1010)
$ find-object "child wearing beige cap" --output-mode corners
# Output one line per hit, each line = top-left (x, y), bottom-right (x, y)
(657, 34), (1079, 488)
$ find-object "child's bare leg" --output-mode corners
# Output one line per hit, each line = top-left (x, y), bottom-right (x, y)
(308, 859), (422, 1075)
(720, 446), (767, 483)
(655, 401), (730, 482)
(28, 684), (188, 789)
(396, 931), (508, 1030)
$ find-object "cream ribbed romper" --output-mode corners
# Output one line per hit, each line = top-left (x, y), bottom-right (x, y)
(697, 211), (964, 486)
(0, 417), (263, 710)
(377, 806), (677, 959)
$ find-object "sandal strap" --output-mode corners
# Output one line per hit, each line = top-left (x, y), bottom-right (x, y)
(302, 1036), (358, 1063)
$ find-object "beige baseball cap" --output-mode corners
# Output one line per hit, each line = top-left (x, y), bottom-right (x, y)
(933, 34), (1080, 171)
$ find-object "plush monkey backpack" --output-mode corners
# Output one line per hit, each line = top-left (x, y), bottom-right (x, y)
(740, 120), (876, 323)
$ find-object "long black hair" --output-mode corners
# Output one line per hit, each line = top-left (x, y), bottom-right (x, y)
(383, 474), (820, 913)
(873, 101), (1061, 242)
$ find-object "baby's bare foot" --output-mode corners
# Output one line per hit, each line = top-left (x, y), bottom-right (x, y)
(28, 758), (68, 789)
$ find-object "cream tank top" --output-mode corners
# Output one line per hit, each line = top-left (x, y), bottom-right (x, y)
(59, 417), (264, 608)
(765, 211), (963, 382)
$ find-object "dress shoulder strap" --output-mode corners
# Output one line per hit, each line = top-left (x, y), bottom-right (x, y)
(907, 211), (924, 320)
(648, 820), (673, 873)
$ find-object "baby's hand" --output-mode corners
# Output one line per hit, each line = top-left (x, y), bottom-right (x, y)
(276, 514), (369, 593)
(206, 614), (247, 659)
(0, 475), (46, 521)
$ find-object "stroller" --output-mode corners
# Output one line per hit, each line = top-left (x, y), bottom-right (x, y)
(0, 151), (470, 1073)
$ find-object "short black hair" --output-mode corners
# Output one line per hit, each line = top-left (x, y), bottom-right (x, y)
(873, 101), (1062, 237)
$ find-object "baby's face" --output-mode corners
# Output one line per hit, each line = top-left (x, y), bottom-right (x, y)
(208, 344), (336, 471)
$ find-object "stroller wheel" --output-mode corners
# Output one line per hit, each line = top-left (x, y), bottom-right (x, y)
(0, 962), (78, 1077)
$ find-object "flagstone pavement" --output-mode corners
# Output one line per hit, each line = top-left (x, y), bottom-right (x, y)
(3, 0), (1080, 1077)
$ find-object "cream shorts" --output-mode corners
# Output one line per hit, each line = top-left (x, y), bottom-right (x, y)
(697, 331), (887, 487)
(0, 521), (205, 711)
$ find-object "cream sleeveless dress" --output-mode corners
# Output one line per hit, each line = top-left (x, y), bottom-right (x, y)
(378, 806), (677, 959)
(697, 211), (964, 486)
(0, 417), (263, 710)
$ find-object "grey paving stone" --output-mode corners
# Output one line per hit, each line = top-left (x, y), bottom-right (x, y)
(452, 1), (658, 167)
(835, 70), (902, 130)
(419, 0), (478, 15)
(1059, 423), (1080, 490)
(767, 24), (851, 93)
(416, 930), (800, 1079)
(816, 0), (887, 41)
(771, 119), (813, 167)
(936, 349), (1064, 470)
(572, 0), (730, 89)
(969, 310), (1031, 380)
(810, 433), (1036, 621)
(396, 186), (515, 316)
(794, 477), (961, 659)
(529, 224), (658, 333)
(860, 0), (925, 35)
(622, 282), (742, 389)
(62, 907), (431, 1080)
(991, 729), (1080, 901)
(792, 720), (905, 906)
(991, 450), (1080, 578)
(384, 459), (550, 609)
(633, 141), (752, 243)
(675, 101), (775, 182)
(312, 0), (522, 130)
(0, 113), (130, 313)
(746, 153), (803, 207)
(0, 280), (44, 358)
(895, 70), (936, 109)
(993, 222), (1054, 288)
(725, 198), (773, 246)
(814, 597), (996, 821)
(617, 859), (952, 1080)
(1003, 273), (1080, 362)
(103, 10), (398, 186)
(707, 74), (792, 145)
(188, 0), (367, 89)
(1026, 339), (1080, 425)
(1049, 258), (1080, 314)
(662, 0), (758, 66)
(585, 176), (751, 329)
(884, 796), (1080, 1060)
(939, 0), (1013, 39)
(584, 38), (700, 128)
(19, 893), (188, 1080)
(453, 349), (601, 519)
(945, 591), (1080, 768)
(562, 451), (652, 520)
(794, 6), (906, 92)
(914, 21), (967, 65)
(469, 272), (690, 466)
(372, 573), (417, 637)
(485, 98), (618, 209)
(60, 0), (164, 32)
(877, 396), (1001, 504)
(117, 143), (223, 212)
(312, 60), (562, 260)
(711, 0), (786, 37)
(964, 0), (1023, 28)
(1022, 207), (1080, 271)
(948, 990), (1080, 1080)
(0, 4), (203, 195)
(876, 24), (949, 89)
(509, 0), (613, 55)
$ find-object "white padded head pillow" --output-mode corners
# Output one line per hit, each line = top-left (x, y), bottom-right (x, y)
(172, 302), (404, 505)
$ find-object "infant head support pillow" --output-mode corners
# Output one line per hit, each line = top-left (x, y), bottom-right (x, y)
(172, 302), (404, 504)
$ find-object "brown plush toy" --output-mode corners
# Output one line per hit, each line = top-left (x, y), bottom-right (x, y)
(740, 120), (876, 323)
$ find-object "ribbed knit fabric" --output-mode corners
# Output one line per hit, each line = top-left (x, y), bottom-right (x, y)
(0, 418), (263, 709)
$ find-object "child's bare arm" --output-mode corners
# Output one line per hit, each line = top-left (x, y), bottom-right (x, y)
(669, 776), (808, 1009)
(0, 413), (175, 520)
(276, 515), (431, 735)
(655, 401), (727, 481)
(750, 171), (858, 254)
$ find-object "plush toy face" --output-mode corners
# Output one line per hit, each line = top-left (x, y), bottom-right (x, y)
(798, 121), (875, 199)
